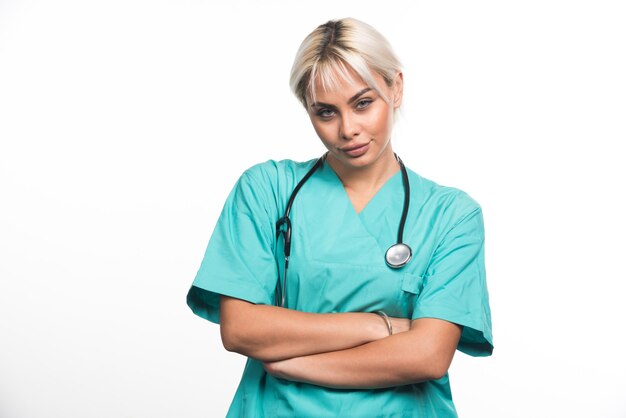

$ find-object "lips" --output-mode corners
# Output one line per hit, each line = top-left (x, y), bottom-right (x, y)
(341, 142), (370, 157)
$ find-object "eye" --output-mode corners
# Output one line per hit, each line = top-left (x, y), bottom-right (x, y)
(355, 98), (373, 110)
(316, 108), (335, 119)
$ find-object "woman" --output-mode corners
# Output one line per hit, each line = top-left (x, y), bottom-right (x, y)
(187, 17), (493, 417)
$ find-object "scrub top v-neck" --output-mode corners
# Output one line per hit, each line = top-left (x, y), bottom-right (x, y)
(187, 157), (493, 418)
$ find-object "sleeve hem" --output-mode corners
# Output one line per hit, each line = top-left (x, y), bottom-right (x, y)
(412, 306), (493, 357)
(187, 281), (274, 325)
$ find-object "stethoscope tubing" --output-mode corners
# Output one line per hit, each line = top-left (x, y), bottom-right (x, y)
(395, 155), (410, 244)
(275, 153), (412, 307)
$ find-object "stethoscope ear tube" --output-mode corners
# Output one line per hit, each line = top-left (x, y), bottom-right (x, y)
(275, 156), (325, 307)
(276, 216), (292, 257)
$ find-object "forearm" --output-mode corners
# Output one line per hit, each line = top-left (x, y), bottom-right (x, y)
(264, 318), (461, 389)
(219, 295), (399, 362)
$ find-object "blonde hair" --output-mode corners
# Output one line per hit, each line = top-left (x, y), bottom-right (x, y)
(289, 18), (402, 108)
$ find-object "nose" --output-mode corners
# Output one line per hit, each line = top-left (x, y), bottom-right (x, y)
(339, 112), (360, 140)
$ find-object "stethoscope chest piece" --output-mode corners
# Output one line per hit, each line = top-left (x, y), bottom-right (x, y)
(385, 243), (412, 269)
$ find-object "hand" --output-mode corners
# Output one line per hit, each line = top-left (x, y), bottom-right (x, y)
(263, 357), (301, 381)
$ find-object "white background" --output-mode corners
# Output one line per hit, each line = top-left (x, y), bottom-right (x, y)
(1, 1), (625, 417)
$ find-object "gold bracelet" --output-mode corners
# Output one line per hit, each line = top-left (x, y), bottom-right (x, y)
(375, 310), (393, 336)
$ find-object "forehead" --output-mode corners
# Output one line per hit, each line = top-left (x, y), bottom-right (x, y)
(308, 63), (384, 105)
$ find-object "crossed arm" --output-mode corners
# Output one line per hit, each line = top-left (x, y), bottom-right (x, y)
(219, 295), (462, 389)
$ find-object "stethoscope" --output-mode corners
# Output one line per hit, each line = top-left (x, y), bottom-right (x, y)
(275, 153), (413, 307)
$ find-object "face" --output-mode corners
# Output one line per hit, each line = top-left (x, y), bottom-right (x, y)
(307, 69), (403, 171)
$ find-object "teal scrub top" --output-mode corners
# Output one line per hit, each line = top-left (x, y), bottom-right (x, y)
(187, 158), (493, 418)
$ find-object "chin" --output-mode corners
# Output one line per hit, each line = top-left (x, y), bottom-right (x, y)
(337, 153), (377, 169)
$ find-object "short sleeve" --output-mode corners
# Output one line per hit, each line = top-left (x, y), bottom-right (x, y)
(413, 206), (494, 357)
(186, 168), (278, 324)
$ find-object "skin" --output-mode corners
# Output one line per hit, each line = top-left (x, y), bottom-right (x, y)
(220, 296), (411, 362)
(307, 69), (404, 213)
(220, 67), (462, 389)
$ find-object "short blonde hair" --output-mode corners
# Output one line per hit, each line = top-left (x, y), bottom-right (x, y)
(289, 18), (402, 108)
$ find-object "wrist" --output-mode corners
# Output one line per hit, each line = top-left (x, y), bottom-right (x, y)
(365, 312), (391, 340)
(375, 311), (393, 336)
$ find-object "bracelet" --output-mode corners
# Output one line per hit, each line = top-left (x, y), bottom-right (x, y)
(375, 310), (393, 336)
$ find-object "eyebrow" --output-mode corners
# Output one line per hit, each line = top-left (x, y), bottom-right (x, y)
(347, 88), (372, 104)
(310, 87), (373, 109)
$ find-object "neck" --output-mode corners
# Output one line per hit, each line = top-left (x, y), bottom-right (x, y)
(327, 147), (400, 193)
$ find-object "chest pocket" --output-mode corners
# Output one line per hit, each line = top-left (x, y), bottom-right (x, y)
(401, 273), (424, 294)
(399, 272), (425, 319)
(286, 256), (425, 318)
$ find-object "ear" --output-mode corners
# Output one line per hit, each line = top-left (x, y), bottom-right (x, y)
(392, 72), (404, 109)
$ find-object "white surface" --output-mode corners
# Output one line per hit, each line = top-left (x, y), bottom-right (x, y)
(1, 1), (625, 417)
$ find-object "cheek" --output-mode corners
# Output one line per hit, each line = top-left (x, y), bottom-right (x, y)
(310, 120), (336, 144)
(366, 106), (393, 136)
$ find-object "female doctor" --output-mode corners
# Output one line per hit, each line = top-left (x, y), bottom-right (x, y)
(187, 17), (493, 417)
